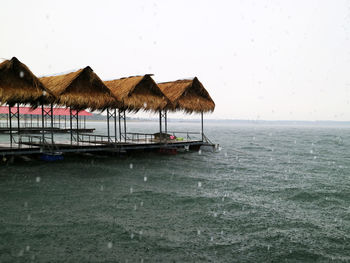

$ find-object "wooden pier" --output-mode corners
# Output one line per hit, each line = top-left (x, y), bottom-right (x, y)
(0, 135), (215, 157)
(0, 57), (217, 161)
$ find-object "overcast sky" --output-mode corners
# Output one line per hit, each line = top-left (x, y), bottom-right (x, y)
(1, 0), (350, 120)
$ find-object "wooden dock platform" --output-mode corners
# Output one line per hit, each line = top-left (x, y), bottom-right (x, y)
(0, 140), (214, 157)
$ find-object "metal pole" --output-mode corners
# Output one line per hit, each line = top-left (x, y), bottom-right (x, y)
(165, 110), (167, 134)
(9, 106), (12, 147)
(118, 109), (122, 142)
(17, 104), (20, 134)
(41, 105), (45, 145)
(50, 104), (54, 144)
(76, 111), (79, 145)
(114, 109), (117, 143)
(123, 110), (126, 143)
(159, 110), (162, 142)
(107, 109), (110, 141)
(70, 109), (73, 145)
(201, 111), (204, 142)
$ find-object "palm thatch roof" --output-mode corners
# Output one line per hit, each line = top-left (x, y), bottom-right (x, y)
(158, 77), (215, 113)
(104, 74), (169, 112)
(40, 67), (119, 111)
(0, 57), (54, 107)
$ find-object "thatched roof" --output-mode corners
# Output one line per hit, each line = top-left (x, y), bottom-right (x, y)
(158, 77), (215, 113)
(0, 57), (54, 106)
(104, 74), (169, 112)
(40, 67), (119, 111)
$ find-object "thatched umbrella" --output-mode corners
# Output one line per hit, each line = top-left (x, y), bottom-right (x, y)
(0, 57), (54, 147)
(104, 74), (170, 142)
(158, 77), (215, 113)
(0, 57), (53, 106)
(104, 74), (169, 112)
(40, 66), (120, 144)
(158, 77), (215, 141)
(40, 66), (119, 111)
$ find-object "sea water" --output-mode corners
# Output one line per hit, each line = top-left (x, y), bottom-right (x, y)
(0, 122), (350, 262)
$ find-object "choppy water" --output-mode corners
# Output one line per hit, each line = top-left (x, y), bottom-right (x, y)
(1, 122), (350, 262)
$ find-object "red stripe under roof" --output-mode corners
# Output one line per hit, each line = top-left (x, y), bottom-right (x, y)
(0, 106), (92, 116)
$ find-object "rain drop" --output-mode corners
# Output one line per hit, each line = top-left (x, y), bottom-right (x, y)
(107, 242), (113, 249)
(130, 187), (133, 194)
(36, 177), (41, 183)
(19, 71), (24, 78)
(197, 230), (201, 235)
(26, 245), (30, 251)
(130, 233), (134, 239)
(198, 182), (202, 188)
(144, 176), (147, 182)
(198, 150), (202, 155)
(143, 102), (147, 108)
(129, 163), (133, 169)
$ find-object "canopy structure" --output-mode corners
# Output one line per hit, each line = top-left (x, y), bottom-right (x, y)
(0, 106), (91, 116)
(0, 57), (53, 107)
(158, 77), (215, 113)
(104, 74), (169, 112)
(40, 67), (119, 111)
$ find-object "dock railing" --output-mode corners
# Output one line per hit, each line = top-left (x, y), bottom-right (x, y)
(78, 133), (112, 144)
(17, 134), (59, 153)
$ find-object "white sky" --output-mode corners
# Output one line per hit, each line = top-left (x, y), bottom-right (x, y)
(1, 0), (350, 121)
